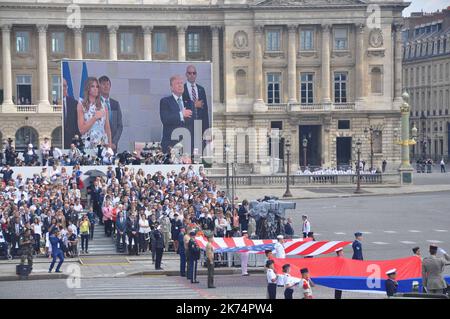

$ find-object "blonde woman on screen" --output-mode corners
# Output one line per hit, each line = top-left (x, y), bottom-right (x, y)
(77, 77), (112, 149)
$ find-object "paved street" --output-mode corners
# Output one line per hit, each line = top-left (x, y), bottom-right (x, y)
(0, 274), (384, 299)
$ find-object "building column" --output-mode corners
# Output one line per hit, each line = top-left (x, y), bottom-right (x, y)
(37, 24), (51, 110)
(321, 24), (331, 103)
(1, 24), (13, 108)
(211, 25), (221, 104)
(73, 26), (83, 59)
(355, 23), (365, 101)
(287, 25), (298, 103)
(394, 23), (403, 102)
(142, 25), (153, 60)
(177, 26), (187, 61)
(108, 25), (118, 60)
(446, 34), (450, 53)
(439, 36), (445, 54)
(253, 25), (266, 111)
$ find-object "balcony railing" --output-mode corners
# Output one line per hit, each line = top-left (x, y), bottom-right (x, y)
(268, 102), (356, 112)
(53, 105), (62, 112)
(16, 105), (38, 112)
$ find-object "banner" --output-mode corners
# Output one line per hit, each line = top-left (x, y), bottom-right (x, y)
(272, 256), (450, 293)
(195, 236), (351, 257)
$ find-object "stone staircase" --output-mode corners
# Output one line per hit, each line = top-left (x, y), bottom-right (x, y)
(86, 224), (119, 255)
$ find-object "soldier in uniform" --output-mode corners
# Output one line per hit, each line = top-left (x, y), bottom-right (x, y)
(188, 230), (200, 284)
(385, 268), (398, 297)
(178, 226), (186, 277)
(422, 244), (450, 294)
(205, 232), (215, 288)
(20, 229), (35, 268)
(282, 264), (298, 299)
(184, 229), (192, 280)
(352, 232), (363, 260)
(153, 225), (165, 270)
(160, 213), (172, 252)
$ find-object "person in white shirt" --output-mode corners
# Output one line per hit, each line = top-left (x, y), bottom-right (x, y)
(300, 267), (315, 299)
(240, 230), (250, 276)
(266, 259), (278, 299)
(32, 217), (43, 255)
(40, 137), (51, 166)
(274, 235), (286, 259)
(302, 215), (311, 238)
(138, 213), (151, 253)
(282, 264), (299, 299)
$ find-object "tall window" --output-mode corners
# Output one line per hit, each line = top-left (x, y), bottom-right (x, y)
(51, 75), (61, 105)
(300, 73), (314, 104)
(267, 73), (281, 104)
(334, 72), (347, 103)
(300, 30), (314, 51)
(16, 31), (30, 53)
(266, 30), (281, 51)
(334, 28), (348, 50)
(86, 32), (100, 54)
(16, 75), (32, 104)
(120, 32), (134, 54)
(154, 32), (168, 53)
(51, 32), (65, 53)
(187, 32), (200, 53)
(371, 67), (382, 94)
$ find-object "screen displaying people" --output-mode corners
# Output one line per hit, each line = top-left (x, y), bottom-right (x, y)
(62, 61), (212, 154)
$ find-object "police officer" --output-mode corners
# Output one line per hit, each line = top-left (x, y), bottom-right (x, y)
(20, 229), (35, 269)
(385, 268), (398, 297)
(188, 230), (200, 284)
(178, 226), (186, 277)
(352, 232), (363, 260)
(205, 232), (215, 288)
(422, 244), (450, 294)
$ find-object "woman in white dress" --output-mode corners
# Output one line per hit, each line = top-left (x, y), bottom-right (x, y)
(77, 77), (112, 149)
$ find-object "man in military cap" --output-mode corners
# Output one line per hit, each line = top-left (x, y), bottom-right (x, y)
(184, 228), (192, 280)
(300, 268), (314, 299)
(422, 244), (450, 294)
(20, 228), (35, 269)
(205, 232), (215, 288)
(188, 230), (200, 284)
(153, 225), (165, 270)
(352, 232), (363, 260)
(385, 268), (398, 297)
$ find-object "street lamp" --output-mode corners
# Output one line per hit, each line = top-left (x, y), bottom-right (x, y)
(224, 144), (231, 199)
(354, 138), (362, 194)
(411, 123), (418, 159)
(302, 136), (308, 171)
(283, 139), (292, 198)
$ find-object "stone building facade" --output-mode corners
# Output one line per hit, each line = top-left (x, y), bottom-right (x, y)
(402, 7), (450, 161)
(0, 0), (407, 172)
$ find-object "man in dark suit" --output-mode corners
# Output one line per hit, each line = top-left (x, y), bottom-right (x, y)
(160, 75), (193, 154)
(182, 65), (210, 156)
(63, 78), (80, 149)
(99, 76), (123, 152)
(126, 214), (140, 256)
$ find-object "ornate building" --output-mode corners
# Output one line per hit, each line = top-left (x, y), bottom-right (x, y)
(403, 7), (450, 161)
(0, 0), (407, 172)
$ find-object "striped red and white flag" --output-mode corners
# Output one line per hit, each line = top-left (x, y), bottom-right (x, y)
(195, 236), (352, 257)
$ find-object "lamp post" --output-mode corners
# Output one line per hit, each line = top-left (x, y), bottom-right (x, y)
(411, 123), (418, 159)
(302, 136), (308, 171)
(397, 92), (416, 184)
(283, 139), (292, 198)
(225, 144), (230, 199)
(354, 138), (362, 194)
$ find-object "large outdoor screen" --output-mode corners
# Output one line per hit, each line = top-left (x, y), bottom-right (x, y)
(62, 60), (212, 156)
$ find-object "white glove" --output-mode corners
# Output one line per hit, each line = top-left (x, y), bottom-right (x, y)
(438, 248), (447, 255)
